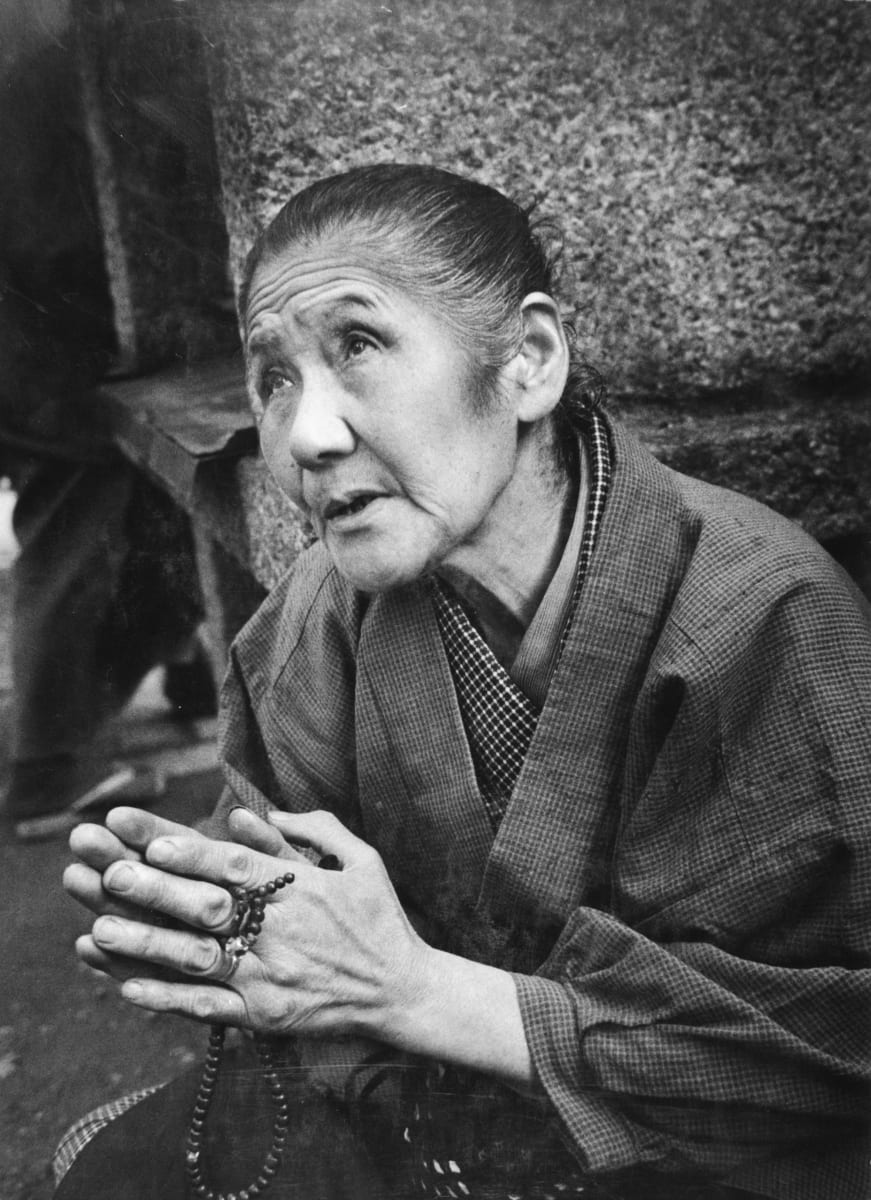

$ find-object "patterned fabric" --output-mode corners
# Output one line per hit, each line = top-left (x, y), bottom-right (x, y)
(430, 580), (540, 825)
(555, 410), (611, 660)
(414, 412), (612, 1194)
(211, 413), (871, 1199)
(52, 1085), (164, 1185)
(51, 418), (606, 1194)
(430, 410), (611, 829)
(399, 1066), (589, 1199)
(64, 414), (871, 1199)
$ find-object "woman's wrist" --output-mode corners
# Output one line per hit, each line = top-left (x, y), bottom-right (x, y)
(371, 943), (539, 1092)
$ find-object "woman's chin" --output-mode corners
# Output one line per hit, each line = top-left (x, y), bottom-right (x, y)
(328, 544), (432, 595)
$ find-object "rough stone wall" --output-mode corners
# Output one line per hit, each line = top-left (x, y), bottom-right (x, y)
(200, 0), (870, 402)
(72, 0), (239, 372)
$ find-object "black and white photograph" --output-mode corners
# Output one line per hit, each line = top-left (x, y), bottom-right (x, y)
(1, 1), (869, 1198)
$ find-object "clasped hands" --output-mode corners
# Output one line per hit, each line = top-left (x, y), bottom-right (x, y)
(63, 805), (432, 1042)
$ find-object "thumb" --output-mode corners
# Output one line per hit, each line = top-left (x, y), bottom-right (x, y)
(228, 805), (303, 861)
(267, 810), (376, 869)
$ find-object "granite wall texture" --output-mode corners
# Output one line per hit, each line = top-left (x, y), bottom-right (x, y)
(200, 0), (870, 402)
(73, 0), (239, 372)
(64, 0), (869, 596)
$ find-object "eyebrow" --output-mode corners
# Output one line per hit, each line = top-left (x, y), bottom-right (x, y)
(295, 291), (379, 321)
(246, 328), (284, 356)
(245, 292), (379, 356)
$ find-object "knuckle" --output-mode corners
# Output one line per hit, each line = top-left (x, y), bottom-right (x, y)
(200, 887), (234, 930)
(261, 996), (289, 1033)
(187, 937), (221, 976)
(223, 849), (256, 888)
(138, 922), (161, 958)
(192, 991), (218, 1021)
(142, 875), (169, 912)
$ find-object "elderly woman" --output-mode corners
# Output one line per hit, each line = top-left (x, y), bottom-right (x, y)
(59, 165), (870, 1200)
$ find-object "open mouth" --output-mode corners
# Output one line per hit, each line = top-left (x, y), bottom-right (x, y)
(325, 494), (382, 521)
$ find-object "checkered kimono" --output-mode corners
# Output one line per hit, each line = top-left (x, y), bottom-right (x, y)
(430, 410), (612, 831)
(59, 415), (871, 1199)
(215, 414), (871, 1198)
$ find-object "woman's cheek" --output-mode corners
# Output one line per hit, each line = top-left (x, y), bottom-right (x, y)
(260, 418), (304, 507)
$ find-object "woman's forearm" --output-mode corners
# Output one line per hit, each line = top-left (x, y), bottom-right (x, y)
(372, 946), (541, 1094)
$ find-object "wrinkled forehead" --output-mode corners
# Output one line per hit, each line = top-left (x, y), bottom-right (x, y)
(243, 226), (414, 337)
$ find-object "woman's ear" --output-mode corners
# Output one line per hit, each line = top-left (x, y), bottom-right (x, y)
(510, 292), (570, 423)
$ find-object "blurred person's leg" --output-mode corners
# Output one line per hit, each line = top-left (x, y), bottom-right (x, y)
(97, 464), (215, 717)
(5, 454), (214, 829)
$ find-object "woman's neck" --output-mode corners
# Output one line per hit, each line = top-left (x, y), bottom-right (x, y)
(437, 426), (577, 662)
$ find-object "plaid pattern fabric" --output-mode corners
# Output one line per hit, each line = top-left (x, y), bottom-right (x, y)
(430, 581), (540, 824)
(556, 409), (611, 660)
(216, 415), (871, 1197)
(412, 412), (612, 1192)
(120, 414), (870, 1197)
(400, 1066), (590, 1199)
(431, 410), (611, 829)
(52, 1085), (164, 1184)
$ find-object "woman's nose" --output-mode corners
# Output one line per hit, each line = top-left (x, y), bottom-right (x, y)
(287, 379), (356, 468)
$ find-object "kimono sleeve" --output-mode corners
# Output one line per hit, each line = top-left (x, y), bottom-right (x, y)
(514, 570), (871, 1193)
(210, 544), (364, 836)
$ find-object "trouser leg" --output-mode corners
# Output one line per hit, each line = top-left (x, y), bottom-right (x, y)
(10, 455), (133, 761)
(9, 454), (207, 768)
(95, 465), (206, 706)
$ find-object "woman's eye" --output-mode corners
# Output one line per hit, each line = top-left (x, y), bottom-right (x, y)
(344, 333), (376, 359)
(262, 370), (293, 399)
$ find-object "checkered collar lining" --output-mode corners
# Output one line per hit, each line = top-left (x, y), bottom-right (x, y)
(431, 409), (612, 829)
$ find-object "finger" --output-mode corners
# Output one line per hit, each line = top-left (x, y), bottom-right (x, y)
(104, 807), (211, 854)
(69, 822), (143, 870)
(120, 977), (247, 1026)
(101, 860), (236, 932)
(64, 862), (147, 920)
(143, 832), (303, 892)
(92, 915), (229, 979)
(267, 810), (377, 868)
(227, 806), (302, 860)
(76, 934), (163, 983)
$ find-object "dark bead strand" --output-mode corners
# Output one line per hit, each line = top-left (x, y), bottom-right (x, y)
(184, 873), (295, 1200)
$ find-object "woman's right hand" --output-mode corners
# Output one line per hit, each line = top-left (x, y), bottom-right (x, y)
(63, 806), (296, 981)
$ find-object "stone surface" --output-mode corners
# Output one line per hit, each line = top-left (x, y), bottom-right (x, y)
(189, 392), (870, 594)
(68, 0), (870, 601)
(72, 0), (239, 372)
(193, 454), (312, 591)
(200, 0), (870, 399)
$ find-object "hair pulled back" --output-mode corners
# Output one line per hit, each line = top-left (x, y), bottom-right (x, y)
(240, 164), (603, 459)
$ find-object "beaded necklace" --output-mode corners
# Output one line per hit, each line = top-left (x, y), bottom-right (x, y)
(185, 872), (296, 1200)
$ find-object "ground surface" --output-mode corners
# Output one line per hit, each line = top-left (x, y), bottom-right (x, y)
(0, 510), (225, 1199)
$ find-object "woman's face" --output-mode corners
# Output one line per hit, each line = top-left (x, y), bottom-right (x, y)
(244, 235), (522, 593)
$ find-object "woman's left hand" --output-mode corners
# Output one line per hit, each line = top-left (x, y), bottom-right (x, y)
(84, 807), (432, 1040)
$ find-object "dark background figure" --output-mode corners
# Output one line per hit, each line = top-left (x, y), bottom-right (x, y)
(0, 34), (215, 839)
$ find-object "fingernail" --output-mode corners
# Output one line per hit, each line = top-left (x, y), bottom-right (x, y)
(229, 805), (258, 824)
(147, 839), (177, 865)
(122, 981), (143, 1001)
(105, 864), (135, 892)
(95, 917), (121, 942)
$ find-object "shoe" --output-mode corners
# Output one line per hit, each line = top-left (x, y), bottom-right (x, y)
(5, 754), (165, 842)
